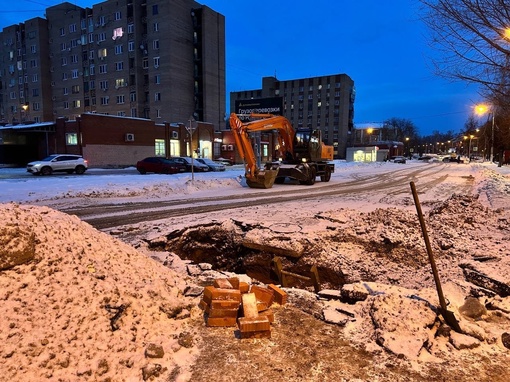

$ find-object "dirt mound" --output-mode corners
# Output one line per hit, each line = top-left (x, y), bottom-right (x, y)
(0, 203), (197, 381)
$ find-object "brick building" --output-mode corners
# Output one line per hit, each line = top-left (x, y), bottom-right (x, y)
(0, 0), (225, 130)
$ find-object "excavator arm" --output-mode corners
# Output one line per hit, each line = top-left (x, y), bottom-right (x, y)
(229, 113), (296, 188)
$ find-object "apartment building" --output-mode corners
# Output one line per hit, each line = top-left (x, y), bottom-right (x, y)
(0, 0), (225, 130)
(230, 74), (355, 159)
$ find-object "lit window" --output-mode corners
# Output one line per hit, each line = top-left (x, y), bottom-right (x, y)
(112, 27), (123, 40)
(66, 133), (78, 145)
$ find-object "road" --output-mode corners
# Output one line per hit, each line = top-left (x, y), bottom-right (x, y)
(59, 163), (469, 230)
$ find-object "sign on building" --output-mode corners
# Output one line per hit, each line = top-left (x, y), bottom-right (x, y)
(235, 97), (283, 121)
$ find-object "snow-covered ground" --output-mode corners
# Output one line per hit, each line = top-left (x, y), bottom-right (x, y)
(1, 160), (510, 381)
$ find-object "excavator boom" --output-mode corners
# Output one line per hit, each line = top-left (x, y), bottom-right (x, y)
(229, 113), (334, 189)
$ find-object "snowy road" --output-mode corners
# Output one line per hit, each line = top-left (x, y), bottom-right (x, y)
(58, 163), (473, 229)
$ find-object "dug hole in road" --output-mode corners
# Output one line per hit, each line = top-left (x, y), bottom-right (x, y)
(1, 161), (510, 381)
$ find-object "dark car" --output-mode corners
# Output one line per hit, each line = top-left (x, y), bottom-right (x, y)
(136, 157), (187, 174)
(195, 158), (226, 171)
(389, 156), (407, 164)
(172, 157), (210, 172)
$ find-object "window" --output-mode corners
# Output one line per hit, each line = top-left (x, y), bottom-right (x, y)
(155, 139), (165, 156)
(30, 59), (37, 68)
(100, 96), (109, 105)
(90, 65), (95, 75)
(153, 57), (160, 68)
(100, 80), (108, 90)
(116, 95), (125, 104)
(142, 58), (148, 69)
(98, 32), (106, 42)
(153, 40), (159, 50)
(117, 111), (126, 117)
(72, 69), (79, 79)
(32, 74), (38, 82)
(31, 45), (36, 53)
(154, 92), (161, 101)
(128, 41), (134, 52)
(99, 64), (107, 74)
(63, 87), (69, 95)
(115, 62), (124, 71)
(66, 133), (78, 145)
(32, 88), (39, 97)
(153, 22), (159, 32)
(114, 11), (121, 20)
(89, 50), (94, 60)
(98, 16), (105, 26)
(60, 27), (65, 36)
(152, 4), (158, 15)
(156, 109), (161, 118)
(72, 85), (80, 94)
(88, 33), (94, 43)
(155, 74), (160, 84)
(69, 23), (77, 33)
(33, 102), (40, 111)
(115, 45), (123, 55)
(89, 80), (95, 89)
(98, 48), (107, 58)
(73, 100), (81, 108)
(61, 57), (67, 66)
(130, 92), (136, 102)
(127, 23), (134, 33)
(115, 78), (126, 88)
(71, 54), (78, 63)
(131, 108), (137, 117)
(64, 101), (69, 109)
(112, 27), (123, 40)
(10, 92), (16, 100)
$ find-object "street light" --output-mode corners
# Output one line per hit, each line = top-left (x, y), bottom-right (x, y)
(366, 128), (373, 144)
(474, 103), (495, 162)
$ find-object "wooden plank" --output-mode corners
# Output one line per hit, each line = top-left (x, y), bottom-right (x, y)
(250, 285), (275, 307)
(206, 316), (238, 327)
(237, 316), (270, 332)
(203, 286), (242, 304)
(208, 308), (239, 318)
(241, 293), (259, 319)
(268, 284), (287, 305)
(214, 278), (234, 289)
(258, 308), (274, 323)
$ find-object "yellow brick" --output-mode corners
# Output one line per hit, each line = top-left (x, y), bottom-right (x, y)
(250, 285), (275, 307)
(214, 278), (234, 289)
(237, 316), (270, 332)
(268, 284), (288, 305)
(241, 293), (259, 319)
(206, 316), (238, 327)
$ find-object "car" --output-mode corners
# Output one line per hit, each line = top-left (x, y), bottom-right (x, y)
(136, 157), (187, 174)
(195, 158), (226, 172)
(389, 156), (407, 164)
(171, 157), (210, 172)
(27, 154), (88, 175)
(215, 157), (234, 166)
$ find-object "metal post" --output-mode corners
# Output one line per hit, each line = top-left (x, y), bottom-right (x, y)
(188, 117), (195, 182)
(490, 112), (495, 163)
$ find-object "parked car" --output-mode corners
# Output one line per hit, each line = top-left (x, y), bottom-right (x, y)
(389, 156), (407, 164)
(215, 157), (234, 166)
(27, 154), (88, 175)
(136, 157), (187, 174)
(195, 158), (226, 172)
(171, 157), (210, 172)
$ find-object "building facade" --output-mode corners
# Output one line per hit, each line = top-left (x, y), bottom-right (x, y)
(0, 0), (225, 130)
(230, 74), (355, 159)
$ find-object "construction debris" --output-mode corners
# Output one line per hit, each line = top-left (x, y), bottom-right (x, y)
(198, 277), (288, 338)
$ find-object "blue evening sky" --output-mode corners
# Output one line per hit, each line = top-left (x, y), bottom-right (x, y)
(1, 0), (485, 135)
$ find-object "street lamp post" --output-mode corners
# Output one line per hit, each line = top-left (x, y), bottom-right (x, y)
(474, 104), (495, 162)
(185, 117), (196, 182)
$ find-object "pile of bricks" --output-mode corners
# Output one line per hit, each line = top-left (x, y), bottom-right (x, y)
(198, 277), (287, 339)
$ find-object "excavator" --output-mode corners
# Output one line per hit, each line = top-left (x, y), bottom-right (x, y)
(229, 113), (335, 189)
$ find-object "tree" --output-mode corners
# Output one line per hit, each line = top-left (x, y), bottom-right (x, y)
(420, 0), (510, 103)
(382, 117), (419, 141)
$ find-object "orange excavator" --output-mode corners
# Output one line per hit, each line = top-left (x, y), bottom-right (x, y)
(229, 113), (335, 189)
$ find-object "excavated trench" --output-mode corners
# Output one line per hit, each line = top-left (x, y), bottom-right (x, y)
(147, 219), (348, 290)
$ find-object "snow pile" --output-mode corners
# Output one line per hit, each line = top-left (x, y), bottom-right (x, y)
(0, 203), (198, 381)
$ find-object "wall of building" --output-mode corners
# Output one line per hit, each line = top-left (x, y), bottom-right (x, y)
(0, 0), (225, 131)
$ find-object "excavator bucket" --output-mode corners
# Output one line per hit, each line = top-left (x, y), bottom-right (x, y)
(246, 169), (279, 189)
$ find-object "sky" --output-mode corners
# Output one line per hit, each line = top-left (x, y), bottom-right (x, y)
(0, 0), (486, 136)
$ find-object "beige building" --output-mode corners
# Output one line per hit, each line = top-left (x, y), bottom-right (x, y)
(0, 0), (225, 130)
(230, 74), (355, 159)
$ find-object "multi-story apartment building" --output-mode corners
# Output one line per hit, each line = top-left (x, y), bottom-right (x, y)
(0, 0), (225, 130)
(230, 74), (355, 159)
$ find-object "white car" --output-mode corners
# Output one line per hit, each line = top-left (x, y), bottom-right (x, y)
(27, 154), (88, 175)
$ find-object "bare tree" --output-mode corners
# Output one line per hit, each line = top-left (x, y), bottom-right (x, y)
(420, 0), (510, 102)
